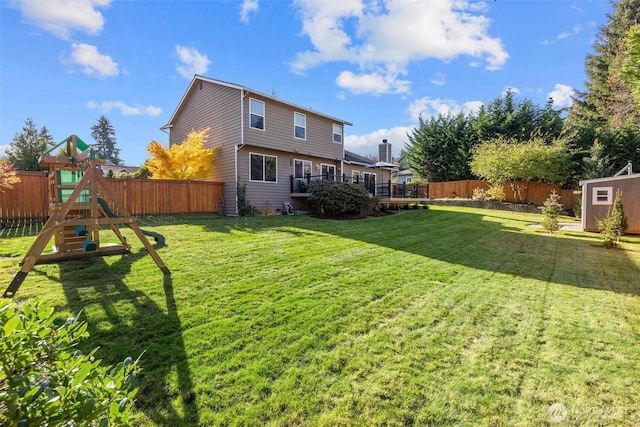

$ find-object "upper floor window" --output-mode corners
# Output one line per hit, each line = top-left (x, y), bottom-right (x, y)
(250, 153), (277, 182)
(250, 99), (265, 130)
(333, 124), (342, 143)
(294, 113), (306, 139)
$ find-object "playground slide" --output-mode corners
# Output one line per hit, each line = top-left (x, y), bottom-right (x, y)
(96, 198), (165, 246)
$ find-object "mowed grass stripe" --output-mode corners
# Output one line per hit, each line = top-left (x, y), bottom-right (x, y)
(2, 206), (639, 425)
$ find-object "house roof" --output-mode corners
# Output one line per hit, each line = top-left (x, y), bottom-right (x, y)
(102, 160), (139, 174)
(162, 75), (353, 130)
(344, 150), (372, 165)
(579, 173), (640, 186)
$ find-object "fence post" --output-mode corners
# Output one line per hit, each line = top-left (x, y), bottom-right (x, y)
(188, 180), (192, 214)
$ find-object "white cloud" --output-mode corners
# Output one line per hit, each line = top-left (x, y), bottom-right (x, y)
(336, 70), (410, 95)
(502, 86), (520, 96)
(291, 0), (508, 95)
(557, 25), (581, 40)
(64, 43), (119, 78)
(408, 97), (482, 122)
(431, 73), (446, 86)
(175, 45), (212, 80)
(240, 0), (259, 23)
(345, 126), (413, 157)
(87, 101), (162, 116)
(10, 0), (110, 39)
(542, 24), (582, 45)
(548, 83), (574, 107)
(0, 145), (9, 157)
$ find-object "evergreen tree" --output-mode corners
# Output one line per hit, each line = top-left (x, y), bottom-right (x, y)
(597, 189), (628, 248)
(582, 138), (615, 179)
(622, 24), (640, 106)
(474, 90), (564, 143)
(404, 112), (475, 182)
(567, 0), (640, 130)
(541, 190), (563, 233)
(91, 116), (122, 165)
(6, 118), (53, 171)
(403, 91), (565, 182)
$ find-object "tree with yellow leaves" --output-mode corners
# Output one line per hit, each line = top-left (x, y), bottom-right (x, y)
(146, 128), (217, 180)
(0, 159), (21, 193)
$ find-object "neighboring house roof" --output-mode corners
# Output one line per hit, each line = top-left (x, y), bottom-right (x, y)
(394, 169), (413, 177)
(102, 160), (139, 175)
(344, 150), (373, 165)
(162, 75), (353, 130)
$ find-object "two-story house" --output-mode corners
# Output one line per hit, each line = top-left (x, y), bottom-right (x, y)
(162, 75), (353, 215)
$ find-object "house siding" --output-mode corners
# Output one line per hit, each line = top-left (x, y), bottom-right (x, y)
(345, 165), (377, 183)
(238, 148), (341, 213)
(169, 81), (242, 215)
(165, 76), (351, 215)
(243, 94), (344, 161)
(582, 175), (640, 234)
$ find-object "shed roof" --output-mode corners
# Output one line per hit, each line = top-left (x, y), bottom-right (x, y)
(579, 173), (640, 186)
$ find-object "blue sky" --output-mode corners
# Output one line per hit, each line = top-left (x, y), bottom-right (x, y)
(0, 0), (611, 166)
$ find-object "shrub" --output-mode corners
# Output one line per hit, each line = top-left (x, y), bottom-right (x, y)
(237, 183), (256, 217)
(541, 190), (562, 233)
(487, 184), (506, 202)
(0, 299), (140, 426)
(472, 187), (489, 201)
(597, 189), (628, 248)
(307, 180), (372, 217)
(573, 192), (582, 219)
(259, 206), (276, 217)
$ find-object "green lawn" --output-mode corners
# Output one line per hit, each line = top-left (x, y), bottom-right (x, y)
(1, 206), (640, 426)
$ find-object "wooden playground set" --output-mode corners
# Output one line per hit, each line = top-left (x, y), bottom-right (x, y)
(3, 135), (170, 298)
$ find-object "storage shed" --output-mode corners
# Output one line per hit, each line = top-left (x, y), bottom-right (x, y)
(579, 162), (640, 234)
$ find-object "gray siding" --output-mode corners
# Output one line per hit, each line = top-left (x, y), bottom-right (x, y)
(345, 165), (378, 183)
(169, 81), (242, 215)
(237, 148), (341, 213)
(243, 94), (344, 161)
(166, 77), (351, 215)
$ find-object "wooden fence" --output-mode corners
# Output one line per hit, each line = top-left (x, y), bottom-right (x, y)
(1, 172), (224, 221)
(0, 172), (49, 220)
(428, 180), (576, 209)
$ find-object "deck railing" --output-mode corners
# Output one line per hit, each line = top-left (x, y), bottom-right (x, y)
(290, 174), (429, 199)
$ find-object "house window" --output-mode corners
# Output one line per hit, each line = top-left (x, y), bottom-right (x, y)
(333, 124), (342, 143)
(363, 172), (376, 191)
(321, 164), (335, 180)
(250, 153), (277, 182)
(294, 113), (306, 139)
(250, 98), (265, 130)
(363, 171), (376, 182)
(592, 186), (613, 205)
(294, 159), (311, 178)
(352, 170), (360, 183)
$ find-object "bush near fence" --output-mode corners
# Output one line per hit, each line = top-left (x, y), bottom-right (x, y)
(0, 172), (224, 221)
(427, 180), (575, 210)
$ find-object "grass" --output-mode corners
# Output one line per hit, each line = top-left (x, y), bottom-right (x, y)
(1, 206), (640, 426)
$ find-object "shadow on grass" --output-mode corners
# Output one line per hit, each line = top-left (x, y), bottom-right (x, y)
(51, 249), (198, 426)
(181, 209), (640, 296)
